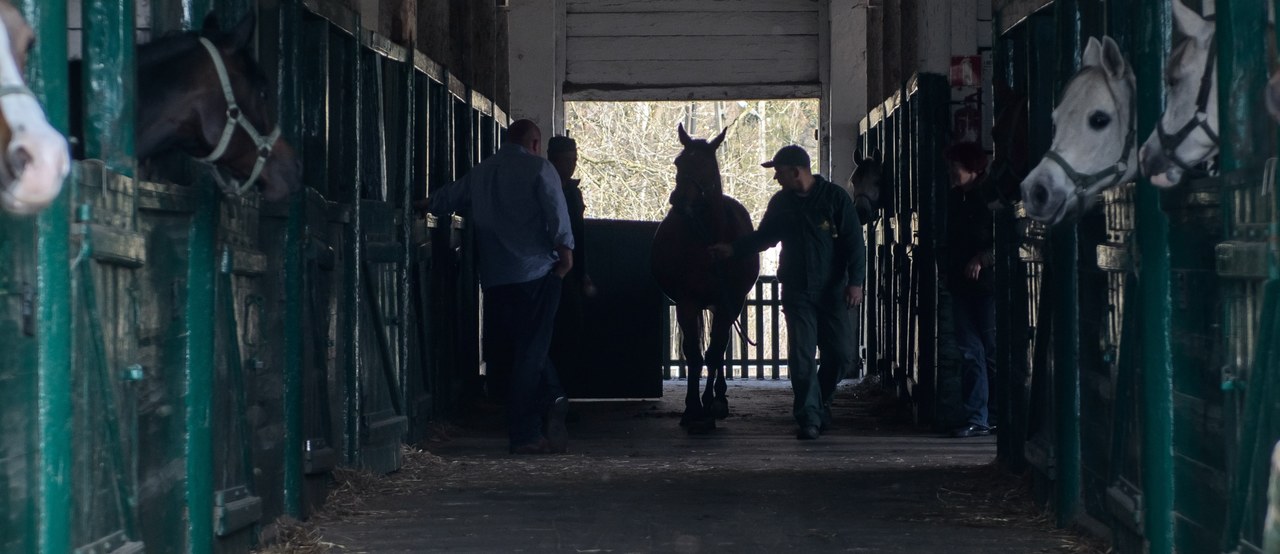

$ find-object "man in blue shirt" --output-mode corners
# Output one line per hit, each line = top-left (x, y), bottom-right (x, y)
(429, 119), (575, 454)
(710, 145), (865, 440)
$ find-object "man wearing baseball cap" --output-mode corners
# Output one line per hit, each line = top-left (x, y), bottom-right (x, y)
(709, 144), (865, 440)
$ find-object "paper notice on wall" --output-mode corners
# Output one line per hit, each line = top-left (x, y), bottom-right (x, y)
(949, 56), (982, 87)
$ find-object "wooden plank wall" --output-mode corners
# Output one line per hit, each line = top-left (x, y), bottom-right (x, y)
(565, 0), (822, 89)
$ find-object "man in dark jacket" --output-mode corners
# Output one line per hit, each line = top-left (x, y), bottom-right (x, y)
(547, 136), (595, 393)
(710, 145), (865, 440)
(942, 141), (996, 438)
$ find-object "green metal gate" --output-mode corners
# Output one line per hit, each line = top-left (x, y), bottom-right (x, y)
(857, 73), (951, 427)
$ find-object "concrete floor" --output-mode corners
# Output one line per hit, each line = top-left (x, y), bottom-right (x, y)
(314, 380), (1090, 553)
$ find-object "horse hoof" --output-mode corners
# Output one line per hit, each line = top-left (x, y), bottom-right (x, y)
(711, 398), (729, 420)
(679, 412), (698, 427)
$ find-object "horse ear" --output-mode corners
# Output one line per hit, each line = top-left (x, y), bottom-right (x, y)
(709, 127), (728, 150)
(1172, 0), (1212, 43)
(677, 123), (692, 146)
(1100, 36), (1129, 79)
(1082, 36), (1105, 69)
(224, 12), (257, 51)
(201, 12), (221, 36)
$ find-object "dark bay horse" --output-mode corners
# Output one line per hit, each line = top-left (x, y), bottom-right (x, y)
(71, 12), (300, 200)
(0, 0), (70, 214)
(650, 124), (759, 432)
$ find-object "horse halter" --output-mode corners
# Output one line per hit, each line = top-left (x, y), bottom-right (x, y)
(1042, 73), (1136, 205)
(196, 37), (280, 196)
(1155, 39), (1218, 177)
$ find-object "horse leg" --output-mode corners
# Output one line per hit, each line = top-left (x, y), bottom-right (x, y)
(705, 305), (736, 420)
(676, 304), (711, 430)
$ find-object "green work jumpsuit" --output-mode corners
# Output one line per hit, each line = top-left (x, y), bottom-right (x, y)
(733, 175), (866, 429)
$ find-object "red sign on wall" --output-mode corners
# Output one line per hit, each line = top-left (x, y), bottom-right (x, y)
(950, 56), (982, 87)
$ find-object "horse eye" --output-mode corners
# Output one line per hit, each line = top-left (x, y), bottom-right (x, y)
(1088, 112), (1111, 130)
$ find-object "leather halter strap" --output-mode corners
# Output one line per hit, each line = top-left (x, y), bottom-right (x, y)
(196, 37), (280, 196)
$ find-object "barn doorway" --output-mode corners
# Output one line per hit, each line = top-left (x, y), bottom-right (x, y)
(562, 99), (826, 396)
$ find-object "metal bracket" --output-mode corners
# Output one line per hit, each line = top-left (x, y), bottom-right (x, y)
(304, 438), (339, 475)
(1105, 482), (1144, 535)
(1024, 438), (1058, 480)
(121, 364), (144, 382)
(214, 485), (263, 537)
(73, 531), (145, 554)
(21, 282), (34, 336)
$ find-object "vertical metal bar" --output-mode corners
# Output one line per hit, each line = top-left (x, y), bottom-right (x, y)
(400, 51), (416, 461)
(185, 190), (217, 554)
(991, 13), (1011, 467)
(747, 278), (757, 378)
(14, 0), (71, 552)
(81, 0), (135, 175)
(277, 0), (305, 519)
(772, 280), (781, 380)
(150, 2), (211, 552)
(1135, 1), (1174, 551)
(1051, 0), (1082, 527)
(345, 17), (364, 464)
(1218, 1), (1271, 549)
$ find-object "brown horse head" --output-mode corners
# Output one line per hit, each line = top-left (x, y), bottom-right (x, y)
(848, 148), (882, 225)
(136, 12), (300, 201)
(670, 123), (727, 215)
(0, 0), (70, 214)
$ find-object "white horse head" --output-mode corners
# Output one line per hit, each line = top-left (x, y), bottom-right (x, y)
(1021, 36), (1137, 225)
(1139, 0), (1217, 187)
(0, 1), (69, 215)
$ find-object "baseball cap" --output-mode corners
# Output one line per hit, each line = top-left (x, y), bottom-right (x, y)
(761, 145), (811, 169)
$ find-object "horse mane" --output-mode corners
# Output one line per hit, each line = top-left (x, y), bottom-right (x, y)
(138, 30), (203, 67)
(137, 28), (270, 92)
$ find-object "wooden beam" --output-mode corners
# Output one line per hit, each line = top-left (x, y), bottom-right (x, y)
(563, 83), (822, 101)
(566, 0), (819, 14)
(566, 59), (818, 86)
(566, 35), (817, 62)
(567, 12), (818, 37)
(995, 0), (1052, 34)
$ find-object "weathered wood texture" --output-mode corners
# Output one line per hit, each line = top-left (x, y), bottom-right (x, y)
(564, 0), (821, 91)
(994, 0), (1052, 33)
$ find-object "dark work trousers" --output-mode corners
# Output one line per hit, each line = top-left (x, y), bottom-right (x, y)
(952, 288), (996, 427)
(484, 272), (565, 447)
(782, 286), (855, 429)
(549, 270), (586, 392)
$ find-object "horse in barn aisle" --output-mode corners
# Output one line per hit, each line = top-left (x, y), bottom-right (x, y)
(1020, 36), (1137, 225)
(848, 148), (883, 226)
(650, 123), (759, 433)
(71, 12), (301, 200)
(0, 0), (71, 214)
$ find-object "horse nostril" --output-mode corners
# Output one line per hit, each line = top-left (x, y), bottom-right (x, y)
(1032, 181), (1050, 206)
(8, 145), (32, 179)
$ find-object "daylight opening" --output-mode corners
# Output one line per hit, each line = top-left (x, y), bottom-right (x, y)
(566, 99), (822, 379)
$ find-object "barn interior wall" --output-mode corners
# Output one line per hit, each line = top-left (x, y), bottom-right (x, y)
(67, 0), (508, 113)
(864, 0), (994, 146)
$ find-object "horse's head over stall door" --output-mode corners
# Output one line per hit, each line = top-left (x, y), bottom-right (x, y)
(1020, 36), (1137, 225)
(1139, 0), (1219, 187)
(0, 0), (70, 215)
(135, 12), (302, 201)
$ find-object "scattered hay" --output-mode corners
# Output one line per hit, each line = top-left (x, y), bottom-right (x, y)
(252, 445), (451, 552)
(252, 516), (331, 554)
(914, 461), (1112, 553)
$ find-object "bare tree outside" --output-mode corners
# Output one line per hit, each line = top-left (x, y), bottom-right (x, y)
(565, 99), (821, 276)
(565, 100), (821, 378)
